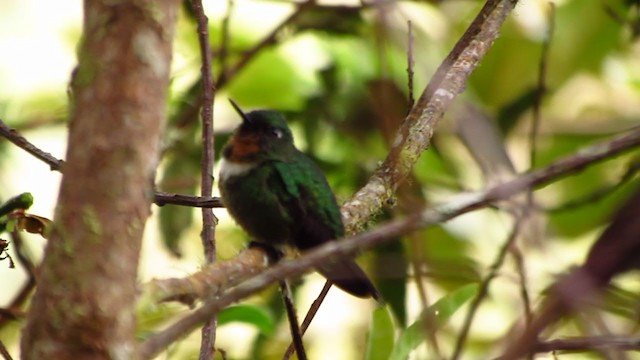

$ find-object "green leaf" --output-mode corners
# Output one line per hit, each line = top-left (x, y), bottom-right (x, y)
(420, 227), (481, 291)
(365, 306), (396, 360)
(218, 304), (276, 336)
(0, 193), (34, 234)
(373, 237), (407, 327)
(389, 283), (478, 360)
(294, 6), (364, 35)
(496, 88), (537, 135)
(227, 47), (319, 111)
(0, 193), (34, 216)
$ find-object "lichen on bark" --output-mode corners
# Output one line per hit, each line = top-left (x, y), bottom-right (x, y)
(20, 1), (180, 359)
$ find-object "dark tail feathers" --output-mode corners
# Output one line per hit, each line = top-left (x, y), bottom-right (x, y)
(316, 258), (382, 302)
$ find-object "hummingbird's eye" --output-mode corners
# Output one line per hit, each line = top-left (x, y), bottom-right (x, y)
(271, 128), (284, 139)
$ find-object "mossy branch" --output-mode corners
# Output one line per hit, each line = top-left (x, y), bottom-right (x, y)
(341, 0), (520, 233)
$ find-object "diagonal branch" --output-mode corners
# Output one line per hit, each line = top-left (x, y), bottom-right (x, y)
(139, 127), (640, 359)
(534, 336), (640, 353)
(0, 119), (63, 171)
(143, 246), (268, 306)
(341, 0), (520, 233)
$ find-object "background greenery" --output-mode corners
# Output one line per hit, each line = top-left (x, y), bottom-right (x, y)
(1, 0), (640, 359)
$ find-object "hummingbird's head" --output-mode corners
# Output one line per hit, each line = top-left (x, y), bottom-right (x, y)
(223, 100), (295, 163)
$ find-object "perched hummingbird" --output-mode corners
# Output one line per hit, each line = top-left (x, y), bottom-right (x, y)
(219, 100), (380, 300)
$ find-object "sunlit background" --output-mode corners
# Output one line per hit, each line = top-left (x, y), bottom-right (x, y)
(1, 0), (640, 359)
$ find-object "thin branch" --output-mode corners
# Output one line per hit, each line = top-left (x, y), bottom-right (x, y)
(216, 0), (234, 83)
(522, 10), (555, 314)
(341, 0), (520, 233)
(190, 0), (217, 263)
(509, 242), (533, 332)
(0, 339), (13, 360)
(8, 231), (35, 289)
(283, 281), (332, 359)
(546, 159), (640, 213)
(406, 20), (415, 109)
(139, 128), (640, 359)
(408, 231), (444, 359)
(0, 232), (36, 329)
(153, 191), (223, 208)
(452, 217), (524, 360)
(529, 2), (554, 170)
(534, 336), (640, 353)
(279, 280), (307, 360)
(0, 119), (63, 171)
(189, 0), (218, 356)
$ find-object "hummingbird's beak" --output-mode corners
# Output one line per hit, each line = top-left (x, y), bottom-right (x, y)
(228, 98), (251, 124)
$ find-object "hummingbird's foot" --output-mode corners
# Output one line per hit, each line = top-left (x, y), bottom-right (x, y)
(248, 240), (284, 265)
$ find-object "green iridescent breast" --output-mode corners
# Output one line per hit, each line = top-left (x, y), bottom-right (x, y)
(219, 150), (344, 248)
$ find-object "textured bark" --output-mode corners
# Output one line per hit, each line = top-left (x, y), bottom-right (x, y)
(340, 0), (519, 233)
(21, 1), (178, 359)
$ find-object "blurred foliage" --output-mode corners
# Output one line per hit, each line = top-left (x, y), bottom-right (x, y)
(365, 305), (396, 360)
(2, 0), (640, 359)
(217, 304), (276, 336)
(388, 283), (478, 360)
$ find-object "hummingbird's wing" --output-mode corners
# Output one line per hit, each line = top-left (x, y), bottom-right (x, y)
(271, 153), (381, 300)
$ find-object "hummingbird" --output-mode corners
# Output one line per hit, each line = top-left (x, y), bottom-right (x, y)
(218, 100), (380, 300)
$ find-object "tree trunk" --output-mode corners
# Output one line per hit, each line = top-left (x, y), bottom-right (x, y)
(21, 1), (178, 359)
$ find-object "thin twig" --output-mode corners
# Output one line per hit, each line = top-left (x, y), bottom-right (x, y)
(190, 0), (218, 357)
(529, 2), (554, 171)
(153, 191), (223, 208)
(139, 128), (640, 360)
(522, 13), (555, 329)
(283, 281), (332, 359)
(546, 159), (640, 213)
(451, 217), (524, 360)
(216, 0), (234, 83)
(534, 336), (640, 353)
(406, 20), (415, 109)
(523, 12), (555, 318)
(0, 339), (13, 360)
(9, 231), (36, 285)
(0, 232), (37, 329)
(509, 242), (533, 332)
(0, 119), (63, 171)
(409, 233), (443, 359)
(279, 280), (307, 360)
